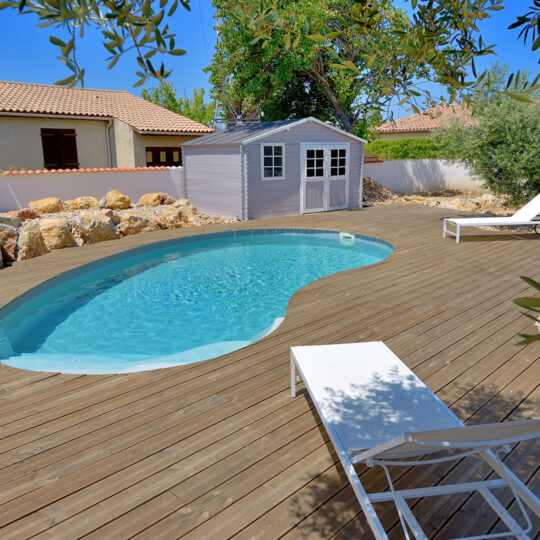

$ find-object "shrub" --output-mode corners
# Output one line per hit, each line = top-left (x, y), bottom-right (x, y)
(365, 137), (441, 159)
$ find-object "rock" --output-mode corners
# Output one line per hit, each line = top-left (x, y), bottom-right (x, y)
(403, 195), (414, 201)
(28, 197), (63, 214)
(63, 196), (99, 211)
(39, 218), (76, 250)
(96, 208), (121, 225)
(0, 223), (19, 263)
(17, 225), (49, 260)
(74, 212), (117, 244)
(416, 195), (425, 201)
(178, 204), (198, 220)
(153, 207), (186, 229)
(439, 201), (454, 209)
(99, 190), (131, 210)
(117, 211), (152, 236)
(0, 215), (22, 228)
(136, 192), (176, 207)
(481, 193), (498, 201)
(5, 208), (42, 221)
(173, 199), (190, 208)
(450, 197), (464, 208)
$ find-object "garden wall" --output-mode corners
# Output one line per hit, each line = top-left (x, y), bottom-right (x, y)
(0, 166), (185, 212)
(363, 159), (479, 193)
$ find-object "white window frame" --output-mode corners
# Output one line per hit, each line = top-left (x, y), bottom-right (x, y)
(260, 143), (285, 180)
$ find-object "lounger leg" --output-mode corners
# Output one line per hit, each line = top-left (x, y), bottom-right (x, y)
(290, 354), (296, 398)
(456, 224), (460, 243)
(443, 220), (447, 238)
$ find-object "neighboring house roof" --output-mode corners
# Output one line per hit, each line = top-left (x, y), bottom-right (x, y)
(184, 117), (367, 146)
(374, 104), (475, 134)
(0, 80), (213, 134)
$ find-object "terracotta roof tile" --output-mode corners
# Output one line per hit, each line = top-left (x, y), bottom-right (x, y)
(1, 166), (170, 176)
(374, 104), (475, 133)
(0, 81), (213, 134)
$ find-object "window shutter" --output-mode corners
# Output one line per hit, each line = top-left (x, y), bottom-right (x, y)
(40, 129), (60, 169)
(61, 132), (79, 169)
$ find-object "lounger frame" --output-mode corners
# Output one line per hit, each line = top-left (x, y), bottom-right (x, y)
(443, 218), (539, 243)
(290, 347), (540, 539)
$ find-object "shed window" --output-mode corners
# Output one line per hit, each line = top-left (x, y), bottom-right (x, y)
(261, 144), (285, 179)
(330, 148), (347, 176)
(145, 147), (182, 166)
(40, 128), (79, 170)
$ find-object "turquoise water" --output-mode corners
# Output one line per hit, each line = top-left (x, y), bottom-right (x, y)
(0, 229), (393, 373)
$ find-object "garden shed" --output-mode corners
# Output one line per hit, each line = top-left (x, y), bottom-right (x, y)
(182, 117), (366, 220)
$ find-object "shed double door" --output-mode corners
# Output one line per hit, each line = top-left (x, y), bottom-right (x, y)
(301, 143), (349, 213)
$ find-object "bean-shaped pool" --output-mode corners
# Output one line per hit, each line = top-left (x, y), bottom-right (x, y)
(0, 229), (393, 373)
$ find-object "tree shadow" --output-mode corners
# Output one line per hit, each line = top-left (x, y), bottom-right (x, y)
(286, 378), (539, 539)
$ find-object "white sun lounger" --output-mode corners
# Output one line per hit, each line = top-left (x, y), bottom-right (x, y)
(290, 342), (540, 539)
(443, 193), (540, 243)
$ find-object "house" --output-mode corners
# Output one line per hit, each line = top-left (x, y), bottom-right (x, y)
(373, 104), (474, 139)
(182, 117), (366, 220)
(0, 81), (212, 171)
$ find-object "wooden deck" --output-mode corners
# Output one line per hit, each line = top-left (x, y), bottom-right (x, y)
(0, 205), (538, 539)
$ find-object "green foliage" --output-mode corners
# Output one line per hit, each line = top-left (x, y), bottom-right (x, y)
(513, 276), (540, 345)
(142, 82), (214, 126)
(0, 0), (191, 87)
(207, 0), (411, 132)
(434, 67), (540, 205)
(365, 138), (441, 159)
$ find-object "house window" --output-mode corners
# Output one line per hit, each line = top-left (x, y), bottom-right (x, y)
(261, 144), (285, 179)
(145, 147), (183, 166)
(40, 128), (79, 170)
(330, 148), (347, 176)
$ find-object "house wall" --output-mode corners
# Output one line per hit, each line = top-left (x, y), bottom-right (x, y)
(246, 122), (364, 219)
(133, 134), (198, 167)
(0, 115), (110, 171)
(183, 145), (243, 219)
(0, 167), (185, 212)
(363, 159), (479, 193)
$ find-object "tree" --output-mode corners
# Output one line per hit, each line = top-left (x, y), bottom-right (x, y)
(208, 0), (414, 134)
(514, 277), (540, 345)
(434, 66), (540, 205)
(142, 82), (214, 125)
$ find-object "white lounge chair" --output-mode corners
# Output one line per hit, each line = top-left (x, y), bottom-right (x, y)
(290, 342), (540, 539)
(443, 193), (540, 243)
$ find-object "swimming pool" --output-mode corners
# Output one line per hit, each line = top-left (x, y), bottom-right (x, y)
(0, 229), (393, 374)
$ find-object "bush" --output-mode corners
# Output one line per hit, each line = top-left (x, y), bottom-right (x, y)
(434, 98), (540, 205)
(365, 137), (441, 159)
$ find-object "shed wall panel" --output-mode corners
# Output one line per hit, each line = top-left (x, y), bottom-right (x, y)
(183, 145), (243, 219)
(246, 122), (364, 219)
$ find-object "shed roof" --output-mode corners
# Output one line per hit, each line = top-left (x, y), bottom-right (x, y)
(0, 80), (213, 135)
(183, 117), (367, 145)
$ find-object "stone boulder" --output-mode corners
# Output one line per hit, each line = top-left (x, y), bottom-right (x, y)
(28, 197), (63, 214)
(0, 223), (19, 263)
(17, 225), (49, 260)
(99, 190), (131, 210)
(5, 208), (42, 222)
(117, 211), (153, 236)
(172, 202), (197, 220)
(96, 208), (121, 225)
(39, 218), (77, 250)
(173, 199), (189, 208)
(64, 196), (99, 211)
(153, 207), (186, 230)
(74, 212), (117, 244)
(0, 215), (22, 228)
(136, 192), (176, 207)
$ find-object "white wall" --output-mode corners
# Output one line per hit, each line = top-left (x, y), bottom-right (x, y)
(363, 159), (480, 193)
(0, 167), (185, 212)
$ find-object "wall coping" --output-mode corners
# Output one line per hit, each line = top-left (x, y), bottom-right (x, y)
(0, 166), (180, 177)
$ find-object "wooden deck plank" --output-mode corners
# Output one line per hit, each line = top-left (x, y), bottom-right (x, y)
(0, 205), (538, 539)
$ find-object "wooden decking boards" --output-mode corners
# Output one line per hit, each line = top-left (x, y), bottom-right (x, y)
(0, 204), (538, 539)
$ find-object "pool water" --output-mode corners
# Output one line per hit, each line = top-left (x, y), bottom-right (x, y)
(0, 229), (393, 373)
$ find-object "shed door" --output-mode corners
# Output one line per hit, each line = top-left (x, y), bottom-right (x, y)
(301, 144), (349, 213)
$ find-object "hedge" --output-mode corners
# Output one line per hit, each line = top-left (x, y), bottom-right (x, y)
(365, 137), (442, 159)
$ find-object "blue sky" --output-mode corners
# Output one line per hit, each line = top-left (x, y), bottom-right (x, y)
(0, 0), (538, 119)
